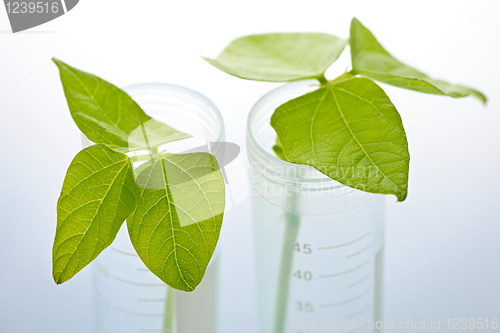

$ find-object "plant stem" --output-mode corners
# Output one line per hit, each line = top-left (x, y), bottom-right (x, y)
(130, 154), (154, 163)
(317, 74), (329, 85)
(129, 145), (161, 164)
(151, 145), (159, 157)
(162, 286), (176, 333)
(273, 191), (301, 333)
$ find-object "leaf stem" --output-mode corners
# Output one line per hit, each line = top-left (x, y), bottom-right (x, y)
(130, 154), (154, 163)
(317, 74), (329, 85)
(150, 145), (159, 156)
(318, 72), (354, 87)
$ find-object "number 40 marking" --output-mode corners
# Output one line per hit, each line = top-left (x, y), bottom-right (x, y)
(293, 270), (313, 281)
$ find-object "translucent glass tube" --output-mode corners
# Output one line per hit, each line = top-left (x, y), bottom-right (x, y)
(89, 83), (224, 333)
(247, 80), (385, 333)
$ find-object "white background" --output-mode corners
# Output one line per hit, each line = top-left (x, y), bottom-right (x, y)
(0, 1), (499, 332)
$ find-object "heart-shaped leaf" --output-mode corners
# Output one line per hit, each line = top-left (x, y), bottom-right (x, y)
(271, 77), (410, 201)
(53, 144), (138, 284)
(350, 18), (486, 103)
(53, 59), (191, 152)
(128, 152), (225, 291)
(204, 33), (347, 82)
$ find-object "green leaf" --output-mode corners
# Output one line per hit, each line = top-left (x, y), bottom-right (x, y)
(204, 33), (347, 82)
(272, 138), (289, 162)
(53, 59), (191, 152)
(128, 152), (225, 291)
(350, 18), (487, 103)
(53, 144), (139, 284)
(271, 77), (410, 201)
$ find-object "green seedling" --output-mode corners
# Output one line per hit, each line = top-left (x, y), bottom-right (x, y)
(52, 59), (225, 292)
(205, 18), (486, 202)
(205, 19), (486, 333)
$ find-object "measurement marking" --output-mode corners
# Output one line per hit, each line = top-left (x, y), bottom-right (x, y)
(347, 304), (370, 319)
(319, 260), (370, 278)
(320, 289), (370, 308)
(318, 233), (370, 250)
(138, 298), (166, 303)
(346, 275), (370, 288)
(112, 276), (165, 287)
(346, 245), (370, 259)
(111, 247), (139, 257)
(115, 306), (164, 317)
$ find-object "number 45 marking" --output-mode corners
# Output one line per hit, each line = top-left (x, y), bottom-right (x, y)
(293, 243), (312, 254)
